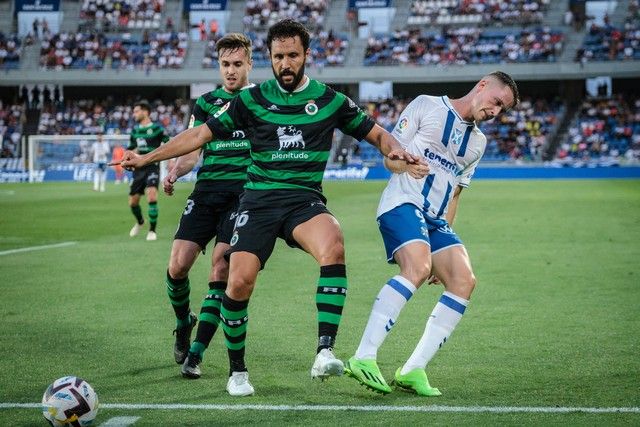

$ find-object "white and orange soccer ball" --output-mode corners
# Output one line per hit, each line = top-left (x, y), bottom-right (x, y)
(42, 376), (99, 426)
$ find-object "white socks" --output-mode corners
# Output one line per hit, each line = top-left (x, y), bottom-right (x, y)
(400, 291), (468, 374)
(355, 275), (416, 360)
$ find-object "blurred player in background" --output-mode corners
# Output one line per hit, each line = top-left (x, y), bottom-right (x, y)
(91, 133), (110, 192)
(127, 100), (170, 241)
(120, 19), (420, 397)
(345, 71), (519, 396)
(111, 143), (126, 184)
(160, 34), (253, 379)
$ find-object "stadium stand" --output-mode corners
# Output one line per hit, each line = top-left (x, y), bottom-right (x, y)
(0, 32), (22, 70)
(79, 0), (166, 31)
(37, 99), (188, 135)
(203, 29), (348, 68)
(407, 0), (551, 27)
(575, 19), (640, 63)
(39, 30), (188, 70)
(551, 95), (640, 167)
(243, 0), (329, 32)
(364, 26), (563, 66)
(0, 103), (24, 158)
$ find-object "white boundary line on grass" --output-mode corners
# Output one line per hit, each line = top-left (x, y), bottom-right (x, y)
(2, 403), (639, 414)
(0, 241), (77, 256)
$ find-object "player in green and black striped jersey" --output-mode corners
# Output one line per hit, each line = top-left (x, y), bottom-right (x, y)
(160, 34), (254, 380)
(120, 19), (421, 397)
(127, 100), (170, 241)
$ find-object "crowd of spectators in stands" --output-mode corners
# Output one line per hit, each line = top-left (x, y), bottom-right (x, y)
(365, 26), (563, 66)
(552, 95), (640, 167)
(409, 0), (550, 26)
(79, 0), (165, 31)
(243, 0), (328, 32)
(0, 103), (24, 158)
(481, 97), (563, 162)
(203, 29), (347, 68)
(39, 30), (188, 70)
(575, 12), (640, 63)
(0, 32), (22, 70)
(37, 99), (188, 136)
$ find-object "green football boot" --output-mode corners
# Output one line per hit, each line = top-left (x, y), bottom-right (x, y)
(344, 357), (392, 395)
(393, 368), (442, 397)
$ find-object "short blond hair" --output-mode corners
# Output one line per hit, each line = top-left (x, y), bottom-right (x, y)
(216, 33), (253, 60)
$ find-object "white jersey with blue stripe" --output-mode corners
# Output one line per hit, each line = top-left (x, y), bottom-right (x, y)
(377, 95), (487, 220)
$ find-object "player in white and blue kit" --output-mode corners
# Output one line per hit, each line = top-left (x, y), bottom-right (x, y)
(346, 72), (519, 396)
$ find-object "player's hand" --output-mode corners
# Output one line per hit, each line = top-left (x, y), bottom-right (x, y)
(406, 162), (430, 179)
(386, 148), (422, 164)
(163, 171), (178, 196)
(427, 275), (442, 285)
(119, 151), (145, 171)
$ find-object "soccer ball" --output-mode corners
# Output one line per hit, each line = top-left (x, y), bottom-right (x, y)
(42, 376), (99, 426)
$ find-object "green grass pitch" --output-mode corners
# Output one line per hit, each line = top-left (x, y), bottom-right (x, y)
(0, 180), (639, 425)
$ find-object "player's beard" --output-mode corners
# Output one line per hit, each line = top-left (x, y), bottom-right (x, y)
(273, 63), (305, 92)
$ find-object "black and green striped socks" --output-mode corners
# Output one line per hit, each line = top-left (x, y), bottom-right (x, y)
(165, 271), (191, 328)
(148, 201), (158, 232)
(131, 205), (144, 224)
(220, 294), (249, 374)
(190, 281), (226, 358)
(316, 264), (347, 352)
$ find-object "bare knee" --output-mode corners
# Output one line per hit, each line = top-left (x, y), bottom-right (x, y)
(168, 258), (190, 280)
(210, 259), (229, 282)
(227, 276), (255, 301)
(317, 240), (345, 265)
(400, 261), (431, 288)
(446, 274), (476, 300)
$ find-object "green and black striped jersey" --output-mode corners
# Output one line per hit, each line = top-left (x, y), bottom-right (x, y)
(128, 122), (170, 156)
(205, 78), (375, 195)
(191, 87), (252, 193)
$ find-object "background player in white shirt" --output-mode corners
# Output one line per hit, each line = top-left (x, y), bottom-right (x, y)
(346, 71), (519, 396)
(91, 133), (111, 192)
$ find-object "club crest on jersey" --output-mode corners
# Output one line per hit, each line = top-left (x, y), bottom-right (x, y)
(277, 125), (305, 150)
(147, 128), (153, 135)
(213, 102), (230, 118)
(305, 101), (318, 115)
(451, 128), (463, 145)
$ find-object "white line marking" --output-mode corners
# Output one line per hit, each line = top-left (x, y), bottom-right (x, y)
(0, 241), (77, 256)
(1, 403), (639, 414)
(100, 416), (141, 426)
(0, 190), (15, 195)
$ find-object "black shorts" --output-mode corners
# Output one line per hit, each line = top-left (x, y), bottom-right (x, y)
(129, 164), (160, 195)
(227, 189), (332, 269)
(174, 190), (240, 251)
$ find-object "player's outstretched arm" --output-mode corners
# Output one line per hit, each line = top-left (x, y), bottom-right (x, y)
(363, 124), (421, 164)
(121, 125), (213, 170)
(163, 150), (201, 196)
(383, 156), (429, 179)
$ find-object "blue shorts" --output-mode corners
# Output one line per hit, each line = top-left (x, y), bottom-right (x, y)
(377, 203), (463, 263)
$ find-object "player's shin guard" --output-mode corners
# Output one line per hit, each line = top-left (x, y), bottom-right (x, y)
(401, 291), (468, 374)
(148, 201), (158, 232)
(166, 271), (191, 327)
(191, 281), (226, 358)
(355, 275), (416, 360)
(131, 205), (144, 224)
(220, 294), (249, 374)
(316, 264), (347, 352)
